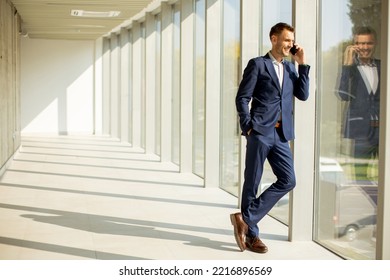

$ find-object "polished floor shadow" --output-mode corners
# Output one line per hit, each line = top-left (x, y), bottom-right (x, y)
(0, 135), (341, 260)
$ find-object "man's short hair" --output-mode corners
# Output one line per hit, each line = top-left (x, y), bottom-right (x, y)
(269, 22), (295, 39)
(353, 26), (377, 41)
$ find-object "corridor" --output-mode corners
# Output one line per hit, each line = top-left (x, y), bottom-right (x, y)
(0, 135), (340, 260)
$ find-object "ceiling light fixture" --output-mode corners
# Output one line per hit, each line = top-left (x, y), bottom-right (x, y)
(71, 9), (121, 18)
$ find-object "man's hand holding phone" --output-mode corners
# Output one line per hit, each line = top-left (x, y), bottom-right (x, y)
(343, 45), (358, 65)
(290, 43), (306, 65)
(290, 44), (298, 55)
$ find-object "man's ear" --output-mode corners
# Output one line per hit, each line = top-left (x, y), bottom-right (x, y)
(270, 35), (277, 44)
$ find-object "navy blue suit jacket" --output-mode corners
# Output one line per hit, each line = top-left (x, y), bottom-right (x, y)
(236, 54), (310, 141)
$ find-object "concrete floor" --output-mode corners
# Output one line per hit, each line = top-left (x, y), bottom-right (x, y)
(0, 135), (341, 260)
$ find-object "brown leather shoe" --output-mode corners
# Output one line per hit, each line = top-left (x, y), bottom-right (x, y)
(230, 212), (248, 251)
(245, 236), (268, 254)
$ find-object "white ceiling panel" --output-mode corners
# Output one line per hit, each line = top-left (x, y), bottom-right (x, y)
(10, 0), (155, 40)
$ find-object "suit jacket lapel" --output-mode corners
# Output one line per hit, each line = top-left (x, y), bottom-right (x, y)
(264, 54), (282, 92)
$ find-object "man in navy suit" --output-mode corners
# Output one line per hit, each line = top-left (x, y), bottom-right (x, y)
(230, 22), (310, 253)
(337, 26), (380, 181)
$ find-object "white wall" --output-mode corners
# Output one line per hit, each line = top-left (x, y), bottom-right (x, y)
(21, 38), (96, 135)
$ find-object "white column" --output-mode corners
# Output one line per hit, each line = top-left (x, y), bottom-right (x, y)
(160, 2), (173, 162)
(180, 0), (194, 173)
(289, 0), (317, 241)
(204, 0), (221, 187)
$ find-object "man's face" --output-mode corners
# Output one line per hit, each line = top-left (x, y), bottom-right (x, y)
(271, 29), (295, 58)
(354, 34), (375, 60)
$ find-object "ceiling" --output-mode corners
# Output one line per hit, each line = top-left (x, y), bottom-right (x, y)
(11, 0), (156, 40)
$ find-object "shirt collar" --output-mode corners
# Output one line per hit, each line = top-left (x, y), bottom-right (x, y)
(355, 57), (377, 67)
(268, 51), (284, 64)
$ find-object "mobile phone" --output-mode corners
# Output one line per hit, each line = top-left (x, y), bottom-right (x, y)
(290, 44), (298, 55)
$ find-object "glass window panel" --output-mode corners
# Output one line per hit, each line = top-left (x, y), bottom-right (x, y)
(220, 0), (241, 196)
(155, 14), (162, 156)
(315, 0), (381, 260)
(261, 0), (292, 54)
(193, 0), (206, 177)
(172, 4), (181, 165)
(140, 23), (146, 149)
(260, 0), (292, 225)
(128, 31), (133, 143)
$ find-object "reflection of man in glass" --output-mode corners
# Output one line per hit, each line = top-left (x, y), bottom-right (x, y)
(337, 26), (380, 181)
